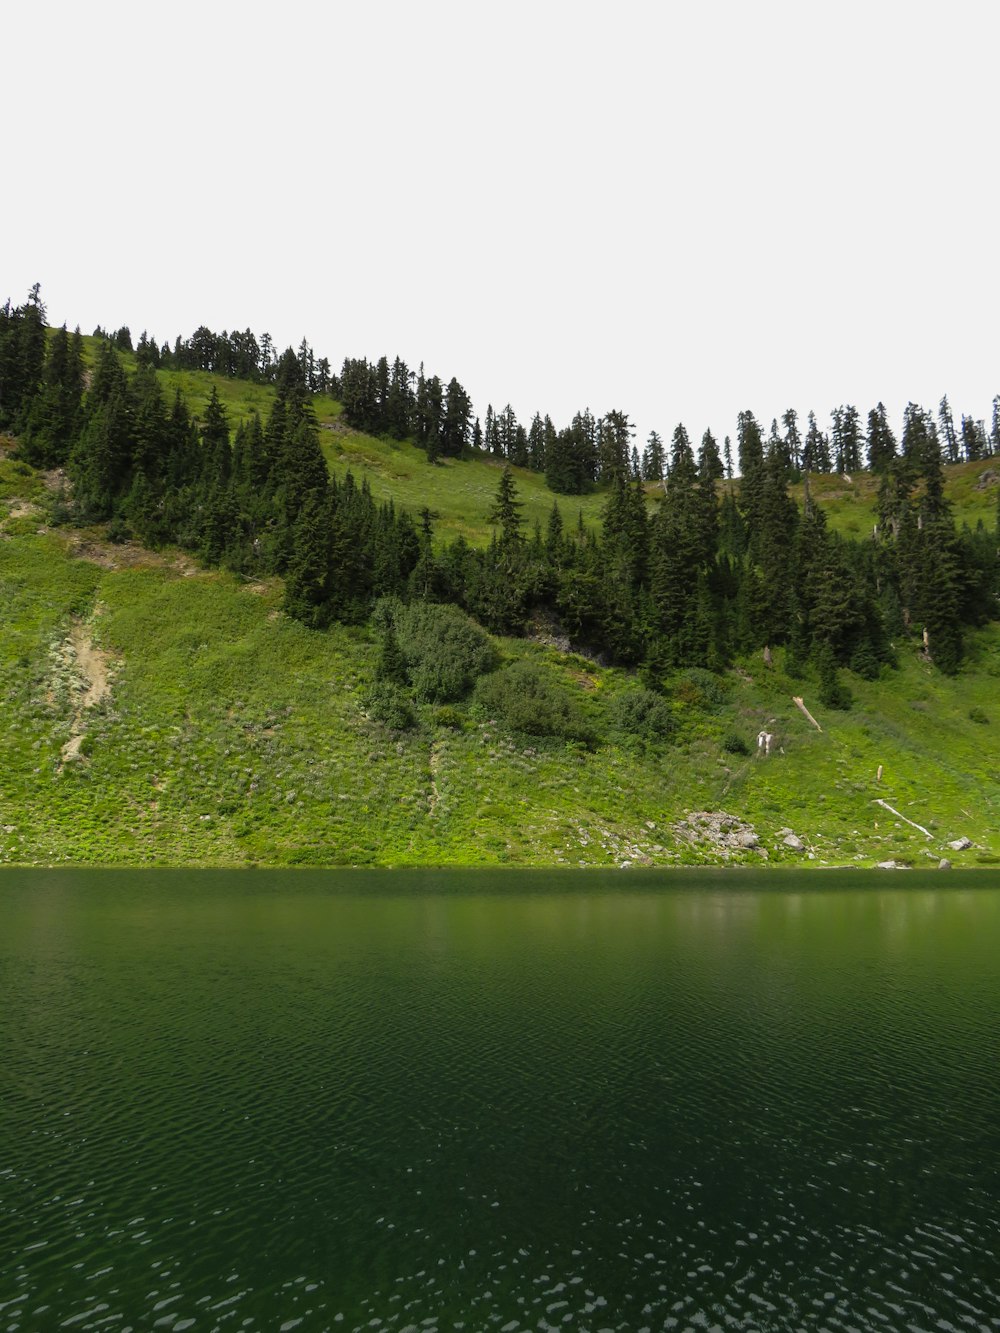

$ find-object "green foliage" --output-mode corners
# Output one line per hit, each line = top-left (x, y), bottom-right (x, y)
(968, 706), (990, 725)
(432, 705), (465, 730)
(0, 507), (999, 869)
(391, 600), (497, 702)
(722, 732), (751, 755)
(473, 660), (594, 742)
(363, 681), (415, 730)
(606, 688), (674, 743)
(816, 643), (853, 710)
(375, 625), (408, 685)
(673, 667), (731, 711)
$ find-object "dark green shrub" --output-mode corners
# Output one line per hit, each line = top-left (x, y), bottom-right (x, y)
(607, 688), (674, 742)
(374, 626), (408, 685)
(849, 640), (881, 681)
(106, 515), (131, 545)
(474, 660), (593, 742)
(722, 732), (750, 755)
(433, 705), (464, 730)
(969, 706), (990, 725)
(816, 643), (853, 710)
(363, 681), (415, 730)
(673, 667), (731, 710)
(392, 601), (497, 703)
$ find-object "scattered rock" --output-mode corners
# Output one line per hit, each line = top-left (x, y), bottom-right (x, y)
(875, 860), (909, 870)
(938, 859), (952, 870)
(948, 837), (973, 851)
(782, 833), (805, 851)
(671, 811), (765, 858)
(974, 468), (998, 491)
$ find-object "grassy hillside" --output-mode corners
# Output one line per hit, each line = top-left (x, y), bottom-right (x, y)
(75, 336), (609, 546)
(2, 439), (998, 870)
(788, 461), (999, 540)
(71, 335), (1000, 547)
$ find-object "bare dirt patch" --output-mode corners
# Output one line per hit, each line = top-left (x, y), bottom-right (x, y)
(55, 618), (115, 768)
(4, 500), (42, 521)
(60, 531), (201, 577)
(428, 741), (443, 816)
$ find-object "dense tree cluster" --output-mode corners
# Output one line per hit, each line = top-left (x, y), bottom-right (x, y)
(3, 287), (998, 691)
(91, 321), (335, 394)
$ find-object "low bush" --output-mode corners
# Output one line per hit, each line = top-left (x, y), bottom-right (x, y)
(362, 681), (415, 730)
(722, 732), (750, 755)
(473, 660), (593, 742)
(607, 688), (674, 742)
(433, 705), (464, 730)
(673, 667), (731, 710)
(387, 600), (497, 703)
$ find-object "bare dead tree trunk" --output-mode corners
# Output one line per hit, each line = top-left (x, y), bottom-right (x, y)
(792, 696), (822, 731)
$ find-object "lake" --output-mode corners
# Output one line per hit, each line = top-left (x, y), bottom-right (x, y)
(1, 869), (998, 1331)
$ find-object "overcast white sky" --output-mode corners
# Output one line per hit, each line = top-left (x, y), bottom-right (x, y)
(5, 0), (998, 446)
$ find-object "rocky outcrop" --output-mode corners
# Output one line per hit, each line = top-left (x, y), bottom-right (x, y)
(672, 811), (767, 858)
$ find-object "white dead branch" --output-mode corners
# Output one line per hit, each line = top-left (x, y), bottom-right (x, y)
(873, 798), (932, 838)
(792, 696), (822, 731)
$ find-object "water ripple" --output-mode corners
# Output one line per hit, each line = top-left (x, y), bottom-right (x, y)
(1, 873), (999, 1331)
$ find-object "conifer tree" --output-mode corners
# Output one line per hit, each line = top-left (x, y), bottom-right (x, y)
(598, 410), (633, 481)
(441, 378), (471, 457)
(831, 405), (861, 472)
(649, 424), (708, 665)
(20, 323), (84, 466)
(866, 402), (896, 474)
(938, 395), (959, 463)
(488, 465), (524, 545)
(642, 429), (665, 482)
(782, 408), (802, 474)
(284, 489), (334, 627)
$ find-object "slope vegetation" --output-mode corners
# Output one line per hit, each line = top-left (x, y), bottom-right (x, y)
(2, 441), (998, 869)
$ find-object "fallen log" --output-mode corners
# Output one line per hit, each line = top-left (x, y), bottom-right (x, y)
(792, 696), (822, 732)
(873, 798), (932, 838)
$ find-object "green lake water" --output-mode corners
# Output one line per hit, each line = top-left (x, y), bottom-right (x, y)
(1, 869), (998, 1331)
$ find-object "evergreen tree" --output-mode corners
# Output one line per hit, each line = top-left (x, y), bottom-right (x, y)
(20, 323), (84, 466)
(831, 405), (861, 472)
(284, 489), (333, 627)
(782, 408), (802, 473)
(375, 623), (409, 685)
(642, 430), (665, 482)
(960, 414), (987, 462)
(649, 424), (709, 665)
(598, 410), (633, 481)
(441, 378), (471, 457)
(866, 402), (896, 473)
(938, 395), (959, 463)
(488, 465), (524, 545)
(0, 287), (47, 429)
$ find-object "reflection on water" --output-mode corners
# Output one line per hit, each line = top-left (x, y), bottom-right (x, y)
(1, 869), (998, 1331)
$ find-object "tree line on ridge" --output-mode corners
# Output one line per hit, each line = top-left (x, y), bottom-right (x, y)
(2, 287), (998, 702)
